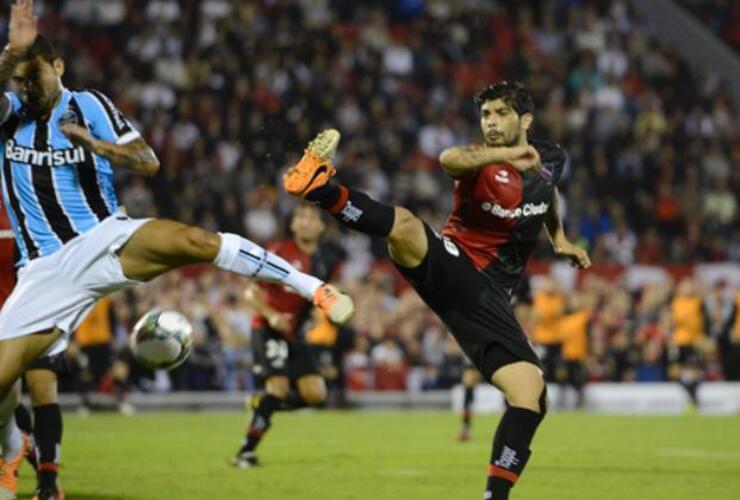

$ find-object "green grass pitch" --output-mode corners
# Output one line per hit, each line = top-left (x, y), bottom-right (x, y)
(17, 410), (740, 499)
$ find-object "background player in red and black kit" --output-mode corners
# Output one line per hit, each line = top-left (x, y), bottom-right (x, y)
(284, 82), (590, 499)
(233, 204), (345, 468)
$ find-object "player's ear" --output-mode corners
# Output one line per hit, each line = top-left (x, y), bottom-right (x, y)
(53, 58), (65, 78)
(520, 112), (533, 131)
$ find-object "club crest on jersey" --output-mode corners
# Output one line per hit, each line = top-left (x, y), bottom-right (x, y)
(4, 139), (86, 167)
(494, 170), (510, 184)
(443, 237), (459, 257)
(539, 162), (556, 184)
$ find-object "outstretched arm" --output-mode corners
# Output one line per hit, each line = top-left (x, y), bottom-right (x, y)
(439, 143), (541, 178)
(544, 189), (591, 269)
(60, 124), (160, 176)
(0, 0), (38, 121)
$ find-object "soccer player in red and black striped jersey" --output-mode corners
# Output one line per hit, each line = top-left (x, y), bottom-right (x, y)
(233, 204), (345, 468)
(284, 82), (590, 499)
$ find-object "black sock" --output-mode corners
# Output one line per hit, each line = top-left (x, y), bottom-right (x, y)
(308, 183), (395, 237)
(682, 381), (699, 405)
(15, 404), (37, 468)
(33, 404), (62, 490)
(14, 404), (32, 434)
(306, 182), (343, 209)
(463, 386), (475, 429)
(240, 394), (283, 454)
(486, 406), (544, 500)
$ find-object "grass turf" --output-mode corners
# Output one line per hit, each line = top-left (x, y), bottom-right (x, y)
(16, 410), (740, 499)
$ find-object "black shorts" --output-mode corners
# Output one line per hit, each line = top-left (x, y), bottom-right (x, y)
(673, 346), (701, 365)
(565, 360), (586, 389)
(81, 344), (113, 382)
(396, 224), (541, 382)
(540, 343), (563, 382)
(252, 327), (320, 382)
(27, 354), (71, 377)
(308, 345), (337, 372)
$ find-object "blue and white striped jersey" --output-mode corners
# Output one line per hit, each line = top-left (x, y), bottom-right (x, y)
(0, 88), (140, 267)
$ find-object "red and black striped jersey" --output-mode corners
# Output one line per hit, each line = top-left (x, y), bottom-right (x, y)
(442, 140), (566, 288)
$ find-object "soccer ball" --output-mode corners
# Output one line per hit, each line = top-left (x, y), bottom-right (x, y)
(130, 309), (193, 370)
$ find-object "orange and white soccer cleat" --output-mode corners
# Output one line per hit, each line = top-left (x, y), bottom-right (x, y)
(283, 129), (341, 197)
(0, 433), (31, 500)
(313, 284), (354, 325)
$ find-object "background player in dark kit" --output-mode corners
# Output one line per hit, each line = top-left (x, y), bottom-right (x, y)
(233, 204), (345, 468)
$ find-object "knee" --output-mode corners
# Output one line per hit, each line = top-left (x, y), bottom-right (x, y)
(266, 378), (290, 400)
(388, 208), (426, 267)
(505, 376), (546, 414)
(463, 369), (479, 387)
(178, 226), (221, 262)
(389, 207), (418, 241)
(27, 373), (57, 407)
(301, 381), (327, 407)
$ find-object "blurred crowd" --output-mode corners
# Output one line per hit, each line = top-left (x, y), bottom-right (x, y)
(5, 0), (738, 396)
(5, 0), (734, 266)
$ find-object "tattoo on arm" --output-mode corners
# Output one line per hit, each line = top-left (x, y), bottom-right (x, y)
(94, 138), (160, 175)
(458, 144), (490, 163)
(440, 143), (506, 177)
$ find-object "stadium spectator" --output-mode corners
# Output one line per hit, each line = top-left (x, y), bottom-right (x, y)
(6, 0), (736, 393)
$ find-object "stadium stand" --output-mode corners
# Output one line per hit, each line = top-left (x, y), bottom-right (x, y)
(6, 0), (736, 394)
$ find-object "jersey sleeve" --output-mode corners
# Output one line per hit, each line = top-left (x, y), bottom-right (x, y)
(532, 139), (567, 187)
(79, 90), (141, 145)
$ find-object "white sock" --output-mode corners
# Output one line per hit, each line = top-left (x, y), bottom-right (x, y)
(213, 233), (323, 300)
(0, 389), (22, 460)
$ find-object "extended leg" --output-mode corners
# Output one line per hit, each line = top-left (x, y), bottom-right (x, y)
(117, 220), (352, 324)
(283, 129), (428, 269)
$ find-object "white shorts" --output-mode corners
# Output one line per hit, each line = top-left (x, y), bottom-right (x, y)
(0, 214), (151, 356)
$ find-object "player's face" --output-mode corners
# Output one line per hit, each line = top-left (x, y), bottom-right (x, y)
(480, 98), (532, 147)
(11, 56), (64, 117)
(291, 206), (325, 241)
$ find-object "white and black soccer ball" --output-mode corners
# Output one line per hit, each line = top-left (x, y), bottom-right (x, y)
(130, 309), (193, 370)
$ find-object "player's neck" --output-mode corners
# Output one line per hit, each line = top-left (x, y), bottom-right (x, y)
(295, 237), (318, 255)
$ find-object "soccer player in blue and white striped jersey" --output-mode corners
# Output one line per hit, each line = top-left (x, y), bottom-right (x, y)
(0, 36), (149, 268)
(0, 3), (354, 498)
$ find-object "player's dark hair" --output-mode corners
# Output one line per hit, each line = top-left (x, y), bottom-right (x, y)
(21, 35), (62, 63)
(474, 81), (534, 116)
